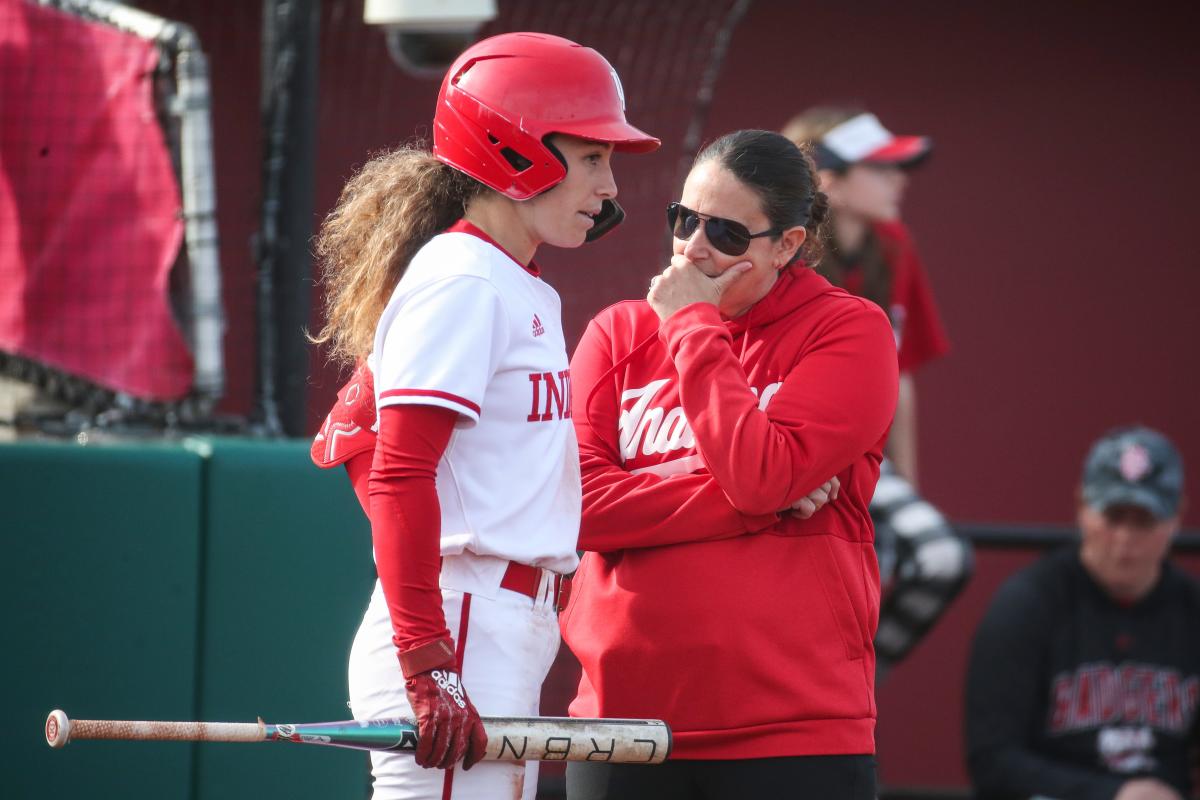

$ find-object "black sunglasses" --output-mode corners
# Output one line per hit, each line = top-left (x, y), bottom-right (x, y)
(666, 202), (781, 257)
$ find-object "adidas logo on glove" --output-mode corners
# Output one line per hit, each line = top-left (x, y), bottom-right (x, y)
(431, 670), (467, 709)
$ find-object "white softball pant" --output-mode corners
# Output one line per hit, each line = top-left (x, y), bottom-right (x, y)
(348, 555), (562, 800)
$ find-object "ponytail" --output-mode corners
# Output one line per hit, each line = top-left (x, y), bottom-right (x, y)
(311, 145), (486, 365)
(797, 175), (830, 267)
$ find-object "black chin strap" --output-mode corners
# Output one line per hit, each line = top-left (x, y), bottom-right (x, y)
(585, 199), (624, 242)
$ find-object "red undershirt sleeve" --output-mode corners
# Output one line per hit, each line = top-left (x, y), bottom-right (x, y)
(344, 451), (372, 516)
(368, 403), (460, 678)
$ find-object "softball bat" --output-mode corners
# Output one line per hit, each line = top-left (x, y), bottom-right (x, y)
(44, 710), (670, 764)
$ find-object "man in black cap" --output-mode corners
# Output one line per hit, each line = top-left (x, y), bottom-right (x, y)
(965, 426), (1198, 800)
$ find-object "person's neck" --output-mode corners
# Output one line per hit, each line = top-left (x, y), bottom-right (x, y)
(832, 214), (869, 257)
(464, 198), (537, 266)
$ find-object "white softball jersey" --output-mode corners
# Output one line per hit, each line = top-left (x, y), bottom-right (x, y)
(368, 226), (582, 585)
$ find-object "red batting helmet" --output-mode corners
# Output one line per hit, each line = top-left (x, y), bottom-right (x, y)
(433, 32), (660, 201)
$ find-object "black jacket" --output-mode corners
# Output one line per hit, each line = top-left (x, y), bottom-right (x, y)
(965, 546), (1200, 800)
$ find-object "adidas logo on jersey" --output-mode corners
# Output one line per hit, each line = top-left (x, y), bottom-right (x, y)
(532, 314), (545, 337)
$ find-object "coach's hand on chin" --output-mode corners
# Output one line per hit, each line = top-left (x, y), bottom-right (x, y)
(405, 668), (488, 770)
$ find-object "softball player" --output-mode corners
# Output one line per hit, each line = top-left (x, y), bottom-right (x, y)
(783, 108), (973, 676)
(309, 32), (658, 800)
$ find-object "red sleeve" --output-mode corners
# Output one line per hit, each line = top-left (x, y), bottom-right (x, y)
(345, 451), (372, 516)
(369, 404), (459, 677)
(881, 224), (950, 373)
(661, 300), (899, 516)
(572, 315), (779, 553)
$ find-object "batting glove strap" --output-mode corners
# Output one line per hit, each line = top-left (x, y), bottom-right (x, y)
(397, 638), (457, 679)
(404, 668), (488, 770)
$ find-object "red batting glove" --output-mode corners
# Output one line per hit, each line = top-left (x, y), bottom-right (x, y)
(405, 668), (488, 770)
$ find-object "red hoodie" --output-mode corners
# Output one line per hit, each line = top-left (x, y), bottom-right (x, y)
(560, 266), (899, 759)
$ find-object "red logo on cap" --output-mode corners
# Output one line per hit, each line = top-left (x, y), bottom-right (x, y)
(1119, 443), (1151, 482)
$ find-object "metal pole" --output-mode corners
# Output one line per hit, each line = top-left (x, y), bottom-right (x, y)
(257, 0), (319, 436)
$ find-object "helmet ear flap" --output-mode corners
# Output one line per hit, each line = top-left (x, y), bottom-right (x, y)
(498, 144), (533, 173)
(435, 86), (566, 199)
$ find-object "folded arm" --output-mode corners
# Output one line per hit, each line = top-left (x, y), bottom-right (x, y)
(662, 301), (898, 516)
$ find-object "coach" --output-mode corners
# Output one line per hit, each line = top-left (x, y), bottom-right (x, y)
(965, 426), (1199, 800)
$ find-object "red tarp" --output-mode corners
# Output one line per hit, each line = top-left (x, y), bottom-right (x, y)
(0, 0), (193, 400)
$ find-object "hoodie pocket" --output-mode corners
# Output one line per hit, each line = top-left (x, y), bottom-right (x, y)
(813, 535), (870, 662)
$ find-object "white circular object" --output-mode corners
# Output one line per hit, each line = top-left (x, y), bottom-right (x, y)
(45, 710), (71, 748)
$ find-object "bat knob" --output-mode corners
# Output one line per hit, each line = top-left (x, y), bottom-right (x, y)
(46, 710), (71, 748)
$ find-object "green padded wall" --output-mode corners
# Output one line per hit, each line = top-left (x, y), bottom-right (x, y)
(192, 437), (375, 800)
(2, 440), (204, 798)
(3, 437), (376, 798)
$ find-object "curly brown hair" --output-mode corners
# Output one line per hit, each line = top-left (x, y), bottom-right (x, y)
(310, 145), (487, 365)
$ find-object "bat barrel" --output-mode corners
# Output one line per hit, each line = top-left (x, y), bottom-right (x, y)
(482, 717), (671, 764)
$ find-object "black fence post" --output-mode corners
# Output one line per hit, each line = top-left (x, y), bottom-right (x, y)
(256, 0), (319, 436)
